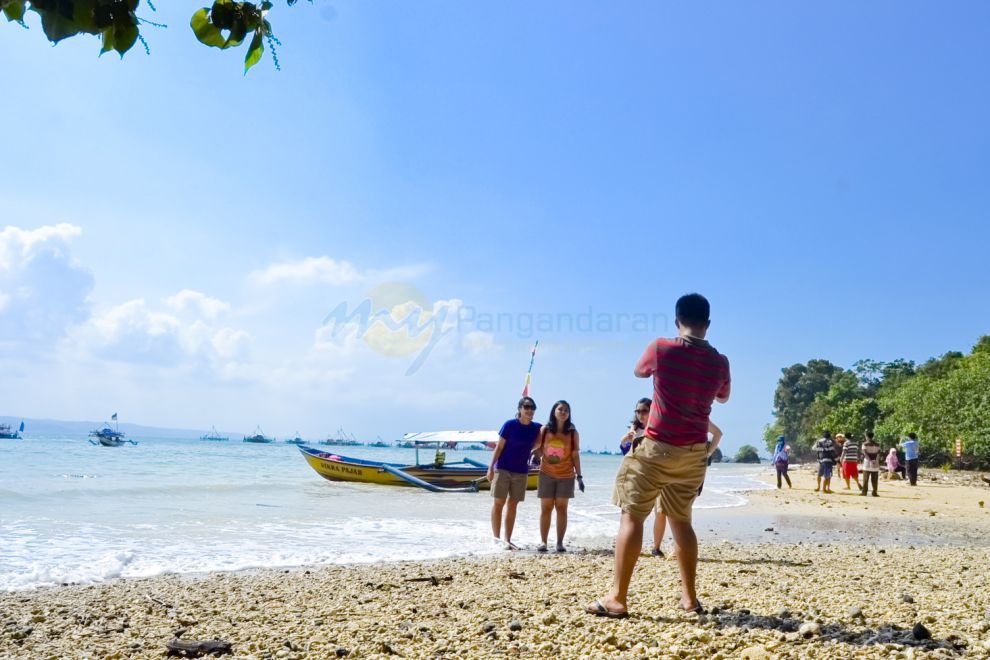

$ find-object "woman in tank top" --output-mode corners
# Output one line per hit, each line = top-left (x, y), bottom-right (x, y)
(535, 400), (583, 552)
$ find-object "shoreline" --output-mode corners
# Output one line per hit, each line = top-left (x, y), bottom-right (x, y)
(4, 469), (990, 657)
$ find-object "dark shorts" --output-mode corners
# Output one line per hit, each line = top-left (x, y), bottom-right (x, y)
(818, 462), (834, 478)
(537, 473), (575, 499)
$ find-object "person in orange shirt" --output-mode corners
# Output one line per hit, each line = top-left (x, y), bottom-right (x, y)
(535, 400), (584, 552)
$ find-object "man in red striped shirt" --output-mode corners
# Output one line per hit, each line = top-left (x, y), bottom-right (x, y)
(587, 293), (730, 619)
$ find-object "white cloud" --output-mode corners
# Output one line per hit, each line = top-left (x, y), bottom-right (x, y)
(0, 223), (92, 344)
(249, 256), (433, 288)
(462, 330), (500, 356)
(250, 256), (363, 286)
(166, 289), (231, 320)
(67, 298), (250, 368)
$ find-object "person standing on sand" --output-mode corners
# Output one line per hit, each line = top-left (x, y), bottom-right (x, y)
(861, 432), (881, 496)
(813, 430), (838, 493)
(900, 432), (921, 486)
(772, 437), (792, 489)
(587, 293), (730, 619)
(535, 400), (583, 553)
(619, 398), (652, 457)
(651, 420), (723, 559)
(487, 397), (542, 550)
(886, 447), (905, 479)
(657, 420), (723, 561)
(840, 433), (861, 491)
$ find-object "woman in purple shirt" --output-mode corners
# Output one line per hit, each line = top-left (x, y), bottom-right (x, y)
(487, 397), (542, 550)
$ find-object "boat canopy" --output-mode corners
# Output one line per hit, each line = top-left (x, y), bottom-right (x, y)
(401, 430), (500, 446)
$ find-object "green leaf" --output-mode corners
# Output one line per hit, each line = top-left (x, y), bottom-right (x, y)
(2, 1), (25, 23)
(100, 27), (114, 54)
(114, 22), (138, 56)
(243, 29), (263, 74)
(191, 8), (227, 48)
(33, 6), (84, 43)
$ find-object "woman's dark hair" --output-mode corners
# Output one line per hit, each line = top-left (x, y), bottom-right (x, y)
(631, 397), (651, 430)
(866, 431), (875, 440)
(546, 400), (576, 435)
(515, 396), (536, 419)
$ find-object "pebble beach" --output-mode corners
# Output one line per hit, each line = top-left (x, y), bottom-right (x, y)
(4, 468), (990, 659)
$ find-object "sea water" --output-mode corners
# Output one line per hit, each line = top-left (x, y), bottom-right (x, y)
(0, 436), (769, 591)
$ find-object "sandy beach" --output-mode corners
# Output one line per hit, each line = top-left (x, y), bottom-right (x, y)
(3, 468), (990, 659)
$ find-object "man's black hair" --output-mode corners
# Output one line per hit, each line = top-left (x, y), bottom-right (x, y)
(866, 431), (875, 440)
(823, 430), (832, 439)
(675, 293), (710, 327)
(907, 432), (918, 440)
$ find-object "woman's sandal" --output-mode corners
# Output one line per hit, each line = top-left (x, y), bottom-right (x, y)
(585, 599), (629, 619)
(678, 599), (707, 615)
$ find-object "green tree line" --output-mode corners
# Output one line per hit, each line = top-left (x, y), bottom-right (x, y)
(764, 336), (990, 469)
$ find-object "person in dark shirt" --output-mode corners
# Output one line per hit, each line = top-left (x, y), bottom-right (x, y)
(487, 397), (541, 550)
(813, 431), (838, 494)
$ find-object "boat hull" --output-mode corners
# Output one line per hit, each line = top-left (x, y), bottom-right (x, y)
(298, 447), (538, 491)
(98, 438), (125, 447)
(0, 433), (20, 439)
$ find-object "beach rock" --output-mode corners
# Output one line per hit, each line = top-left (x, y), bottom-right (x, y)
(847, 606), (864, 619)
(739, 644), (771, 659)
(509, 620), (523, 631)
(912, 623), (932, 640)
(776, 608), (790, 619)
(481, 621), (496, 634)
(900, 594), (915, 604)
(540, 612), (558, 625)
(334, 648), (349, 657)
(798, 622), (820, 638)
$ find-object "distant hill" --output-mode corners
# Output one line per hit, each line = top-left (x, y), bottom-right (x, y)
(0, 416), (227, 440)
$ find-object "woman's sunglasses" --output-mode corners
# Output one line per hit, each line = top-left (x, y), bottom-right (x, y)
(521, 404), (536, 411)
(635, 408), (650, 414)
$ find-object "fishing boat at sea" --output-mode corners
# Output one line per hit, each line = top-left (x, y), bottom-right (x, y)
(0, 421), (24, 439)
(89, 415), (136, 446)
(320, 427), (360, 447)
(243, 426), (275, 443)
(200, 426), (229, 442)
(298, 431), (538, 493)
(285, 432), (305, 445)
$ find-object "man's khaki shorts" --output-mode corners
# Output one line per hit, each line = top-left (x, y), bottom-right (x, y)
(612, 439), (707, 522)
(491, 469), (528, 502)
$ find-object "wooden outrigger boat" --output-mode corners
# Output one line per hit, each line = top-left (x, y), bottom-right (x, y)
(298, 431), (538, 493)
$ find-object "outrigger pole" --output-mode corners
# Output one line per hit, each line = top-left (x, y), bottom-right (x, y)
(521, 340), (539, 397)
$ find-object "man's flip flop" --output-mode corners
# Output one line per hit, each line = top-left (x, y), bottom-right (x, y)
(585, 600), (629, 619)
(678, 600), (707, 615)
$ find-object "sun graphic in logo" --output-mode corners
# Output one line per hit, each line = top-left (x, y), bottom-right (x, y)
(362, 282), (434, 357)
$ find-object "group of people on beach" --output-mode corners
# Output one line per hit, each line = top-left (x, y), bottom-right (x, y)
(773, 429), (920, 497)
(487, 293), (731, 618)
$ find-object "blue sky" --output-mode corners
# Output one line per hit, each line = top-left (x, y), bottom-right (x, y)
(2, 2), (989, 453)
